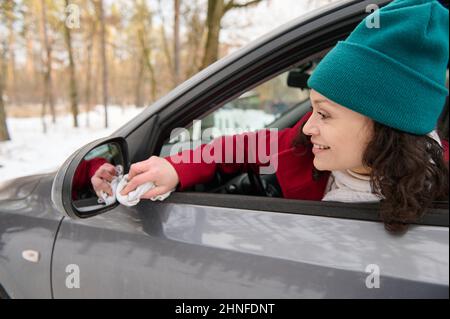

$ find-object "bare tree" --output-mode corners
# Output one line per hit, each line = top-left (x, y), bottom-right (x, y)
(64, 0), (79, 128)
(22, 0), (39, 105)
(157, 0), (174, 87)
(94, 0), (109, 128)
(6, 1), (19, 107)
(0, 43), (9, 142)
(134, 54), (145, 108)
(84, 16), (97, 127)
(174, 0), (181, 85)
(184, 1), (206, 78)
(0, 47), (10, 141)
(135, 0), (157, 103)
(39, 0), (56, 130)
(0, 1), (12, 141)
(132, 2), (148, 107)
(201, 0), (263, 70)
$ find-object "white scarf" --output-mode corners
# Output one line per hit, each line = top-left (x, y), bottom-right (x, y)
(321, 169), (382, 203)
(321, 130), (442, 203)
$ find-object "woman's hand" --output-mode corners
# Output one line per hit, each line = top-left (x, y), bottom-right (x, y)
(120, 156), (179, 199)
(91, 163), (117, 197)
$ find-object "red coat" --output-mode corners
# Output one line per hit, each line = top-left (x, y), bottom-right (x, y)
(72, 157), (108, 199)
(166, 112), (450, 200)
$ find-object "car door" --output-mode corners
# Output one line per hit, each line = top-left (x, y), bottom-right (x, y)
(51, 0), (448, 298)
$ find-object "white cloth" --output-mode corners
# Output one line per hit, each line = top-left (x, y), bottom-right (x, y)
(321, 130), (442, 203)
(97, 165), (173, 207)
(97, 176), (120, 205)
(97, 165), (123, 205)
(115, 174), (173, 206)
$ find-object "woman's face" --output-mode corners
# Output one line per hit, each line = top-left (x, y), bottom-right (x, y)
(302, 89), (374, 174)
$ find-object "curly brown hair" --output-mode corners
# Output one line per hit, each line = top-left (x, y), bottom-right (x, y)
(293, 117), (449, 234)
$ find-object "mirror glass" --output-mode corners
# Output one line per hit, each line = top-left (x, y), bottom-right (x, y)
(71, 142), (124, 213)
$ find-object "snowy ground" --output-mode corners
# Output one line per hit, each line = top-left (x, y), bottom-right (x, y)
(0, 106), (275, 183)
(0, 105), (143, 183)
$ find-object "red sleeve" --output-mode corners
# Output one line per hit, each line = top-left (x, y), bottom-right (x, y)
(165, 112), (312, 191)
(72, 157), (108, 199)
(86, 157), (109, 180)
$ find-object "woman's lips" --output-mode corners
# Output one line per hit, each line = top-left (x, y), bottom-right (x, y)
(312, 147), (330, 155)
(312, 144), (330, 155)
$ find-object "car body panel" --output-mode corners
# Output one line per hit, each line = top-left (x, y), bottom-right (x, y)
(0, 174), (62, 298)
(0, 174), (43, 201)
(52, 202), (448, 298)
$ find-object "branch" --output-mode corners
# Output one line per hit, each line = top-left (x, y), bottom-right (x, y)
(224, 0), (263, 13)
(223, 0), (234, 13)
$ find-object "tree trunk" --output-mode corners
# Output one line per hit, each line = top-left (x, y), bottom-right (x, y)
(7, 11), (19, 107)
(136, 1), (157, 103)
(40, 0), (56, 125)
(185, 3), (205, 78)
(0, 44), (11, 141)
(139, 30), (157, 103)
(24, 12), (37, 105)
(84, 20), (96, 128)
(201, 0), (224, 70)
(92, 41), (100, 118)
(95, 0), (108, 128)
(173, 0), (180, 86)
(64, 0), (79, 128)
(0, 86), (10, 141)
(134, 54), (144, 108)
(201, 0), (263, 70)
(25, 24), (35, 80)
(157, 0), (174, 86)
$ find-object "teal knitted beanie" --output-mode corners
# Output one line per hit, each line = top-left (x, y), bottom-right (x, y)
(307, 0), (449, 135)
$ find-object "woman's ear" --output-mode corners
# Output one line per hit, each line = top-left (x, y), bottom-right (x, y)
(363, 118), (375, 140)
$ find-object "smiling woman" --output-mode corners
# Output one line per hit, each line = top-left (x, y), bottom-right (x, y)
(294, 0), (450, 232)
(294, 93), (448, 233)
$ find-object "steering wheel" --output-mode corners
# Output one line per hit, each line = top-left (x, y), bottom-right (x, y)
(210, 165), (282, 197)
(247, 165), (284, 197)
(247, 165), (268, 196)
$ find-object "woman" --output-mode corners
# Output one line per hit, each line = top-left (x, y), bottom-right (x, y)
(118, 0), (449, 233)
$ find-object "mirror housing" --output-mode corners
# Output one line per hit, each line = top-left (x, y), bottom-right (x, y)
(51, 136), (129, 219)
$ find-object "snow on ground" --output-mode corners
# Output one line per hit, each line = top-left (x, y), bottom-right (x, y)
(0, 105), (143, 183)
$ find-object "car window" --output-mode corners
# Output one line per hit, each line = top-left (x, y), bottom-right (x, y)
(159, 67), (312, 157)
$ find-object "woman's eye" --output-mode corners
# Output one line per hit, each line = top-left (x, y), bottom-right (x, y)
(309, 106), (328, 119)
(317, 111), (327, 119)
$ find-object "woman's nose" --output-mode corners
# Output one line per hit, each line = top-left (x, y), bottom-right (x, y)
(302, 115), (319, 136)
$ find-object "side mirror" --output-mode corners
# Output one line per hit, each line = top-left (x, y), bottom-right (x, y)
(51, 136), (129, 219)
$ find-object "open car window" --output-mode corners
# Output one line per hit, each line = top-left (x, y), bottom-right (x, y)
(158, 62), (318, 158)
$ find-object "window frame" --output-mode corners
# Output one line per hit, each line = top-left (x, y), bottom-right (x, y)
(161, 192), (449, 227)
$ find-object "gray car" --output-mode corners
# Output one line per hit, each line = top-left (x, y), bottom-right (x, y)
(0, 0), (448, 299)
